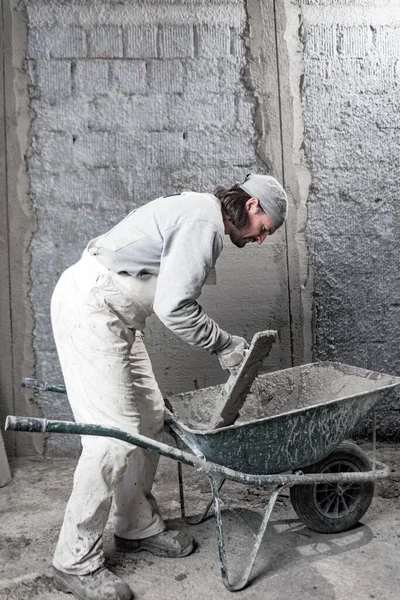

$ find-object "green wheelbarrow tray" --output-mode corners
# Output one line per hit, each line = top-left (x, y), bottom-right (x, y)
(165, 361), (400, 474)
(6, 361), (400, 592)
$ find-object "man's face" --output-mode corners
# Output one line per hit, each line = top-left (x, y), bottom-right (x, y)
(228, 199), (276, 248)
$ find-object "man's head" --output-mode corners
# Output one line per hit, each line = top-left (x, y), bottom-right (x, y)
(215, 174), (288, 248)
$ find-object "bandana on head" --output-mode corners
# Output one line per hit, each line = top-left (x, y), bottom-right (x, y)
(239, 173), (288, 230)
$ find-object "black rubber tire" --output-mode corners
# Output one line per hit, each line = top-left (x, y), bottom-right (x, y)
(290, 440), (375, 534)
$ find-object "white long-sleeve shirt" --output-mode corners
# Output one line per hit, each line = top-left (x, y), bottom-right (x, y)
(87, 192), (231, 353)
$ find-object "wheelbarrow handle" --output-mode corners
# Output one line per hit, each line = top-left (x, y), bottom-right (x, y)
(21, 378), (67, 394)
(4, 416), (214, 474)
(5, 416), (46, 433)
(5, 416), (391, 486)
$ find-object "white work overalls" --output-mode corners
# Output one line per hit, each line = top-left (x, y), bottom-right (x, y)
(51, 248), (165, 574)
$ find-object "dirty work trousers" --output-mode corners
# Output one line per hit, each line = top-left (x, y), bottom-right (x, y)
(51, 250), (165, 575)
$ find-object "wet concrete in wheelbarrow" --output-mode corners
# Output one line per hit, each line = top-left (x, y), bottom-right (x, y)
(0, 443), (399, 600)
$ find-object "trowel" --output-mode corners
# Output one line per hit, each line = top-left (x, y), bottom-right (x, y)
(210, 330), (277, 429)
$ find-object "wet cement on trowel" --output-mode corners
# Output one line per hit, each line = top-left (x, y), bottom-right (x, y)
(168, 362), (399, 431)
(210, 330), (277, 429)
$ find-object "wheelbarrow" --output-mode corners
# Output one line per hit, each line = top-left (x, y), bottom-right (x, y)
(5, 360), (400, 591)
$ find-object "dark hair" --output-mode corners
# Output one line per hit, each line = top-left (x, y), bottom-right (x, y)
(214, 184), (252, 229)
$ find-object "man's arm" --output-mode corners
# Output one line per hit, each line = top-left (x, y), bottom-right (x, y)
(153, 221), (230, 352)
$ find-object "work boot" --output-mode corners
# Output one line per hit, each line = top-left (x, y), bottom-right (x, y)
(114, 529), (194, 558)
(53, 565), (133, 600)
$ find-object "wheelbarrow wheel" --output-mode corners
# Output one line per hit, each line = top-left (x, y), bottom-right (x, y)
(290, 440), (374, 534)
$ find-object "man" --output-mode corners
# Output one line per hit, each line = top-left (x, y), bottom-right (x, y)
(51, 173), (288, 600)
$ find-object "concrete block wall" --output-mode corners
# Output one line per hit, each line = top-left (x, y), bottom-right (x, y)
(5, 0), (399, 455)
(298, 0), (400, 439)
(25, 0), (292, 455)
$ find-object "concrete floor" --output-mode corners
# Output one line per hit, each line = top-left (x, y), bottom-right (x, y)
(0, 443), (399, 600)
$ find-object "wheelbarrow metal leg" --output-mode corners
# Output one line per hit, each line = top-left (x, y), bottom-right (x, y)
(178, 461), (186, 520)
(208, 475), (287, 592)
(178, 460), (225, 524)
(170, 420), (226, 524)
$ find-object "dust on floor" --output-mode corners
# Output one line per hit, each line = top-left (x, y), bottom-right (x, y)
(0, 443), (399, 600)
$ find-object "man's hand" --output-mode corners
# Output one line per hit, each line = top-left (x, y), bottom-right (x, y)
(216, 335), (249, 375)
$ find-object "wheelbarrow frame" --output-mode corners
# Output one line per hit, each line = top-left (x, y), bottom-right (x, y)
(5, 413), (391, 592)
(10, 362), (400, 590)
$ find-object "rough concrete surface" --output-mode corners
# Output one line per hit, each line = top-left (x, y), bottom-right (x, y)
(1, 443), (399, 599)
(0, 431), (11, 487)
(3, 0), (301, 458)
(0, 0), (41, 459)
(24, 0), (287, 393)
(300, 0), (400, 437)
(7, 0), (399, 464)
(11, 0), (397, 461)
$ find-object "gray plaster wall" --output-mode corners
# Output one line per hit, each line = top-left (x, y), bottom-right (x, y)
(0, 0), (42, 459)
(19, 0), (304, 456)
(3, 0), (399, 458)
(297, 0), (400, 439)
